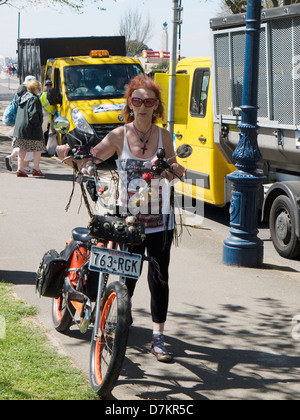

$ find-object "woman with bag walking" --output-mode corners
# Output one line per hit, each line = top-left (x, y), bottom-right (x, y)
(13, 79), (45, 177)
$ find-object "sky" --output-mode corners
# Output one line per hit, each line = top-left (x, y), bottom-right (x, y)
(0, 0), (222, 60)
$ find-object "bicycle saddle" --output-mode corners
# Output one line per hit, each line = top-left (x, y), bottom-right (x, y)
(72, 227), (92, 243)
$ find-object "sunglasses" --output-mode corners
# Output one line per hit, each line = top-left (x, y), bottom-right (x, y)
(131, 97), (157, 108)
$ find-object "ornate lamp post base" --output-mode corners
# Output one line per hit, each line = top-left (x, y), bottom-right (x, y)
(223, 169), (265, 267)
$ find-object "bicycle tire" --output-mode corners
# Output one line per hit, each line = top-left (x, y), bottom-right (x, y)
(52, 294), (75, 332)
(89, 280), (130, 398)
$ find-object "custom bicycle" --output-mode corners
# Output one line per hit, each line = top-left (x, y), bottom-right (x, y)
(47, 117), (192, 397)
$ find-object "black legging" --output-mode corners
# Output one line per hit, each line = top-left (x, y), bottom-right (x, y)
(126, 230), (174, 324)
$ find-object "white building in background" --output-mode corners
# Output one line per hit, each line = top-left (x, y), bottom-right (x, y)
(139, 22), (170, 74)
(161, 22), (169, 52)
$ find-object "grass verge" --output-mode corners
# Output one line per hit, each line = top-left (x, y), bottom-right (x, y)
(0, 282), (98, 400)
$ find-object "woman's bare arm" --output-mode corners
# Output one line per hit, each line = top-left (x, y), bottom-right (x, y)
(161, 128), (185, 180)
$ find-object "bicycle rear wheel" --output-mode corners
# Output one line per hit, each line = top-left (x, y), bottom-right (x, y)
(52, 294), (75, 332)
(89, 281), (130, 398)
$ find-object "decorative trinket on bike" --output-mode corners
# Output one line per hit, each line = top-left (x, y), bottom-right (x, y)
(88, 214), (145, 245)
(125, 215), (138, 225)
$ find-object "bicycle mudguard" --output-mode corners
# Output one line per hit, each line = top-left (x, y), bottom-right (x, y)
(88, 214), (145, 245)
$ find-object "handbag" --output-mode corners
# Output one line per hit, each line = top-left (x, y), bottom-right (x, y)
(2, 96), (19, 126)
(36, 249), (67, 298)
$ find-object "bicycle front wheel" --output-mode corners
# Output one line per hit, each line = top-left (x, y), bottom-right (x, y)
(90, 281), (130, 398)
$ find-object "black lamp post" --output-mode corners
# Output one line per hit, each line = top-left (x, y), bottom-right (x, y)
(223, 0), (266, 267)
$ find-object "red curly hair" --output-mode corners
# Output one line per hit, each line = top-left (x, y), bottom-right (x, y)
(123, 74), (164, 124)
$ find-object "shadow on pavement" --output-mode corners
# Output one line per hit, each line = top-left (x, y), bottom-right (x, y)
(0, 270), (35, 285)
(117, 301), (300, 400)
(2, 267), (300, 400)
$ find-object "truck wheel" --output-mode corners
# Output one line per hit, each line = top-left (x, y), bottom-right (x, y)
(270, 195), (300, 259)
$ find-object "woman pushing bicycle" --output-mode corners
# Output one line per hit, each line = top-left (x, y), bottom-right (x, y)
(57, 74), (184, 363)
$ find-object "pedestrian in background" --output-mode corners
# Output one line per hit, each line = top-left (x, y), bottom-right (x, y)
(39, 80), (56, 153)
(5, 75), (37, 173)
(13, 79), (45, 177)
(16, 75), (36, 99)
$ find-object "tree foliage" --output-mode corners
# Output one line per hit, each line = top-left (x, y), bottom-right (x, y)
(223, 0), (300, 14)
(118, 9), (153, 57)
(0, 0), (114, 12)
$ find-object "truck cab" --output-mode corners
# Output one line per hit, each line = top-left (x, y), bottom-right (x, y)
(45, 50), (144, 145)
(155, 58), (235, 207)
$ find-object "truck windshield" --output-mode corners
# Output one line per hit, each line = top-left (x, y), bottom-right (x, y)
(64, 63), (143, 101)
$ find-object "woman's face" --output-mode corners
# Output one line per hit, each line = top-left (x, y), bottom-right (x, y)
(129, 88), (158, 123)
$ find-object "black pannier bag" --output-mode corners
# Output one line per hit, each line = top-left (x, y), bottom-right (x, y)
(36, 249), (67, 298)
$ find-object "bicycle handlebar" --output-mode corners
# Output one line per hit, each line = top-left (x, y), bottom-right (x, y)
(150, 148), (185, 181)
(62, 134), (185, 220)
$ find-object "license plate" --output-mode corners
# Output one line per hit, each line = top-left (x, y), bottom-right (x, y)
(89, 246), (142, 280)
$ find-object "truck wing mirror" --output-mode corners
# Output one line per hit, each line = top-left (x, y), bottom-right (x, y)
(56, 92), (62, 106)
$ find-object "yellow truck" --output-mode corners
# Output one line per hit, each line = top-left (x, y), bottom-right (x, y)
(156, 4), (300, 259)
(156, 57), (235, 207)
(45, 52), (143, 144)
(18, 37), (144, 144)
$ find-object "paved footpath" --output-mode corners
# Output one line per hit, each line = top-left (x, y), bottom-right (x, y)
(1, 105), (300, 400)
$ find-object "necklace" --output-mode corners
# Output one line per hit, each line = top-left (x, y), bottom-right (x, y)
(133, 122), (153, 155)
